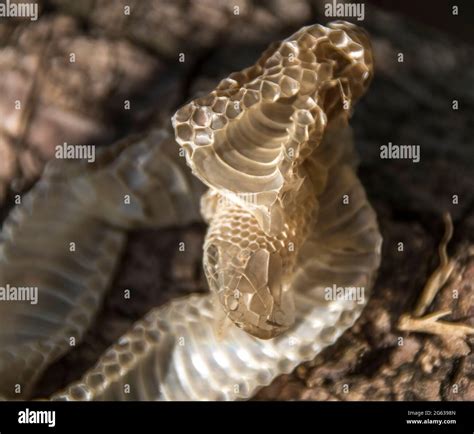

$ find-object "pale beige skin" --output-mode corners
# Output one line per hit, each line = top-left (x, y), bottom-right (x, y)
(173, 21), (374, 339)
(0, 22), (383, 400)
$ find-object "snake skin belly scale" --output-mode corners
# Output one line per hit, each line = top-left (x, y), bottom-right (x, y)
(0, 21), (382, 401)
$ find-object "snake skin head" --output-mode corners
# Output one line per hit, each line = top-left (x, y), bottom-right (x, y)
(204, 228), (295, 340)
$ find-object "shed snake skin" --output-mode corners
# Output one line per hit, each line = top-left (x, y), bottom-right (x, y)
(0, 21), (382, 400)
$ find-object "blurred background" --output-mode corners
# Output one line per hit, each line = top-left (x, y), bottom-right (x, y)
(0, 0), (472, 400)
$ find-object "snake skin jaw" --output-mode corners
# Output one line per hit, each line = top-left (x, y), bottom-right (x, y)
(173, 21), (374, 340)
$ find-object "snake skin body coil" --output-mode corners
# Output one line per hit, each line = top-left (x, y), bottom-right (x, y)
(0, 21), (382, 401)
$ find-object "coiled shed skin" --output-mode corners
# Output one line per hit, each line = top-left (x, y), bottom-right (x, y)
(0, 21), (381, 401)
